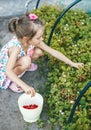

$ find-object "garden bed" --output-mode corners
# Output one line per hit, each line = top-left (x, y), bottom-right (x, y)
(32, 5), (91, 130)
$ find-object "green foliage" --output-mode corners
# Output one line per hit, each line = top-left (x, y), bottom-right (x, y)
(33, 5), (91, 129)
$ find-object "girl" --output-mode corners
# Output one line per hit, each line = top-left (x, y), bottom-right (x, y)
(0, 14), (84, 97)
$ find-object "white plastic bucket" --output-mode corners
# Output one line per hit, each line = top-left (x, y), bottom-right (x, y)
(18, 93), (43, 123)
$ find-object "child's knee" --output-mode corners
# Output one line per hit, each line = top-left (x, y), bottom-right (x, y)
(20, 56), (31, 69)
(35, 48), (43, 57)
(32, 48), (43, 60)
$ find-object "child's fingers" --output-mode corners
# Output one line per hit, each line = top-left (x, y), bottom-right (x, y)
(79, 63), (84, 67)
(77, 63), (84, 69)
(26, 87), (35, 97)
(82, 63), (84, 67)
(30, 87), (36, 97)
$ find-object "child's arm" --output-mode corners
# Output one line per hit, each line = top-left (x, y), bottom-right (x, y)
(38, 42), (84, 69)
(6, 46), (35, 96)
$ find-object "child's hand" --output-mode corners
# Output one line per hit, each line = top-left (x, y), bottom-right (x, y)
(72, 62), (84, 69)
(24, 86), (36, 97)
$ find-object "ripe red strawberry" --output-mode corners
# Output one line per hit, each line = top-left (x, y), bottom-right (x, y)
(23, 104), (38, 109)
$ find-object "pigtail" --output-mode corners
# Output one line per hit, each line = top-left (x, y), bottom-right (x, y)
(8, 17), (19, 33)
(8, 14), (44, 39)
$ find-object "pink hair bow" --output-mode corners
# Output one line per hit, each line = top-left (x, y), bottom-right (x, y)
(28, 13), (38, 20)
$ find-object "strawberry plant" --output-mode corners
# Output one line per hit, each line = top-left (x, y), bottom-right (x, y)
(32, 5), (91, 129)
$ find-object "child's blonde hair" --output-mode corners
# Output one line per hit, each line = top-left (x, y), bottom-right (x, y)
(8, 14), (44, 39)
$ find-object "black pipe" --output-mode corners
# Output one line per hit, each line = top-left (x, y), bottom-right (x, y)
(67, 81), (91, 124)
(48, 0), (82, 46)
(25, 0), (40, 13)
(36, 0), (41, 9)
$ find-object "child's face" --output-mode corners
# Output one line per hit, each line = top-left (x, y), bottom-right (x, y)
(28, 27), (44, 46)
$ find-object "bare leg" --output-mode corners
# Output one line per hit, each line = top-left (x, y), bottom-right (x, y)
(25, 48), (43, 71)
(9, 49), (43, 93)
(13, 55), (31, 76)
(31, 48), (43, 61)
(9, 55), (31, 93)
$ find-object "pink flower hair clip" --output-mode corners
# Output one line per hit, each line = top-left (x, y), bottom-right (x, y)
(28, 13), (38, 20)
